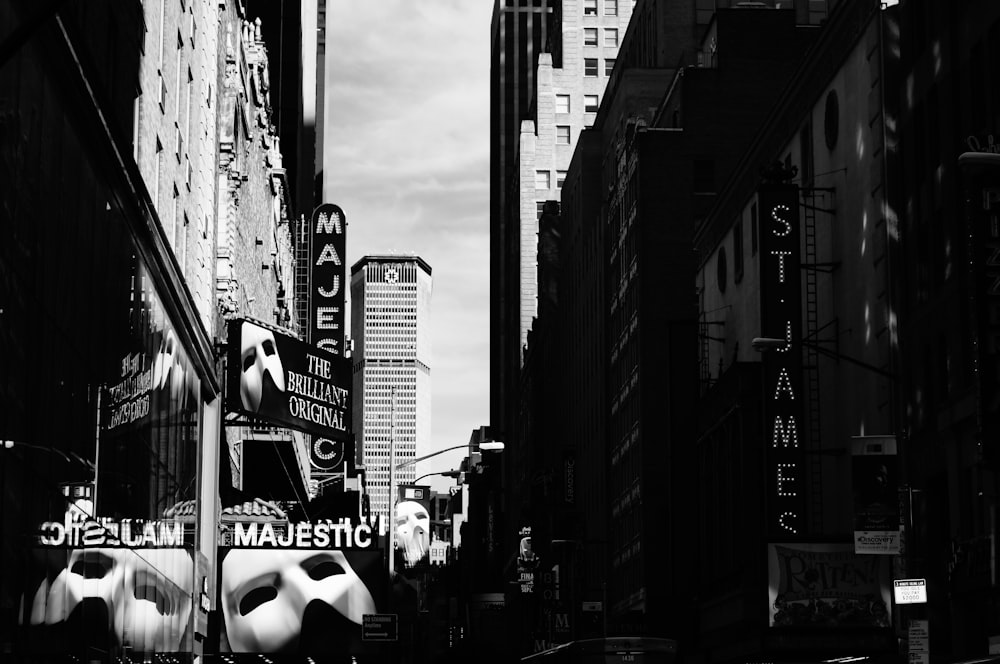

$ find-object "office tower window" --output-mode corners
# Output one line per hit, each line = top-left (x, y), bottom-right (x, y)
(584, 28), (598, 46)
(536, 170), (551, 189)
(557, 171), (567, 188)
(584, 58), (598, 76)
(605, 28), (619, 47)
(605, 0), (618, 15)
(557, 125), (571, 144)
(733, 219), (744, 283)
(605, 58), (616, 76)
(584, 0), (597, 15)
(556, 94), (570, 114)
(585, 95), (599, 113)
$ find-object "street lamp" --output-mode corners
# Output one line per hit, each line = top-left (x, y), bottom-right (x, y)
(413, 470), (463, 485)
(388, 440), (503, 575)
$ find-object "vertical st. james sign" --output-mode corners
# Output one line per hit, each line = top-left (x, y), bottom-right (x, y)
(310, 204), (347, 356)
(758, 183), (806, 539)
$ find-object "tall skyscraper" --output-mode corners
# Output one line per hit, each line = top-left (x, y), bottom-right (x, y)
(490, 0), (631, 441)
(350, 256), (433, 526)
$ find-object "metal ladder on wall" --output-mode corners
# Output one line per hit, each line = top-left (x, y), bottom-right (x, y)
(802, 187), (825, 535)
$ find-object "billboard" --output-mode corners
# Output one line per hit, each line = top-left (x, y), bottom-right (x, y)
(227, 319), (350, 440)
(851, 436), (900, 554)
(395, 484), (431, 568)
(758, 183), (806, 539)
(309, 203), (347, 356)
(218, 519), (387, 655)
(767, 542), (891, 628)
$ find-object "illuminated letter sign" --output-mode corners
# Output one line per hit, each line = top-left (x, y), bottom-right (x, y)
(758, 184), (806, 539)
(310, 204), (347, 356)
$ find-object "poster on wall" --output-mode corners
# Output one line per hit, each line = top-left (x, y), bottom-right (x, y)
(226, 318), (351, 440)
(218, 522), (387, 655)
(851, 436), (900, 555)
(395, 484), (431, 569)
(767, 542), (892, 628)
(21, 544), (195, 655)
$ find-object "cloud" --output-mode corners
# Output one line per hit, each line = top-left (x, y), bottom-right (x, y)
(326, 2), (493, 468)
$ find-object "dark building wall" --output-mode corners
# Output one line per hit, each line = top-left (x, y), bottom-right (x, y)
(693, 1), (899, 661)
(887, 0), (1000, 656)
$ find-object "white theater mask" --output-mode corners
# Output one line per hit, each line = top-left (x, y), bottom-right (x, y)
(395, 501), (430, 567)
(220, 549), (376, 652)
(29, 547), (193, 653)
(239, 322), (286, 412)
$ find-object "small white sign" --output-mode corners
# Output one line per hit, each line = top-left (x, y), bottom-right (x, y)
(894, 578), (928, 604)
(908, 653), (929, 664)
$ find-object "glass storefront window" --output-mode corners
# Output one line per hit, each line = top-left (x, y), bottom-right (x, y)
(0, 20), (207, 660)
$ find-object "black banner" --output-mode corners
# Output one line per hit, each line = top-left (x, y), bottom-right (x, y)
(227, 319), (351, 440)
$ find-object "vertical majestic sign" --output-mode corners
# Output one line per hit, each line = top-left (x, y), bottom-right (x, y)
(758, 183), (806, 539)
(310, 204), (347, 356)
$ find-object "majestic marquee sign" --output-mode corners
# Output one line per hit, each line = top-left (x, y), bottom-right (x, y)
(309, 203), (347, 356)
(758, 183), (806, 539)
(229, 519), (378, 549)
(227, 319), (351, 440)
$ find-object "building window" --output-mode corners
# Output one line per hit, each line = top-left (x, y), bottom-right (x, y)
(537, 201), (545, 219)
(605, 28), (619, 47)
(557, 125), (571, 144)
(584, 95), (599, 113)
(556, 94), (570, 114)
(584, 28), (598, 46)
(693, 159), (714, 193)
(557, 170), (567, 188)
(716, 246), (727, 293)
(535, 170), (551, 189)
(605, 0), (618, 15)
(733, 219), (744, 283)
(584, 0), (597, 15)
(605, 58), (616, 76)
(158, 73), (167, 112)
(584, 58), (598, 76)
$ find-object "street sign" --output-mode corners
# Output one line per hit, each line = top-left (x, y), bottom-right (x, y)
(894, 578), (928, 604)
(362, 613), (398, 642)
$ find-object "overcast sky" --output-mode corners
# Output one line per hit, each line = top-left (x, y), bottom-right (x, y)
(325, 2), (494, 490)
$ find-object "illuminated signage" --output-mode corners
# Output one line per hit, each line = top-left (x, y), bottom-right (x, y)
(227, 319), (351, 440)
(309, 203), (347, 356)
(312, 435), (352, 472)
(758, 183), (806, 538)
(37, 515), (189, 548)
(893, 578), (928, 604)
(230, 519), (377, 549)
